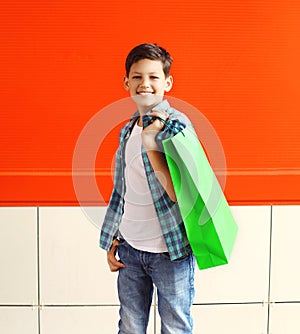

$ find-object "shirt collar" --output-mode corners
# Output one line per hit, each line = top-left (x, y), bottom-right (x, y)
(130, 99), (170, 120)
(123, 99), (171, 139)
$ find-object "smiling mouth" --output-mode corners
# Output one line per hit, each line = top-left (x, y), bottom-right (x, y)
(137, 91), (154, 95)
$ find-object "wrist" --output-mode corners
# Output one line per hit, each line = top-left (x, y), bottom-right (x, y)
(142, 131), (159, 151)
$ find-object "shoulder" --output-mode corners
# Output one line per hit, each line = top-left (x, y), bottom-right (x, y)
(165, 104), (193, 128)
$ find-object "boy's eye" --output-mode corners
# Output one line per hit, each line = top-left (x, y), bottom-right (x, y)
(131, 75), (159, 80)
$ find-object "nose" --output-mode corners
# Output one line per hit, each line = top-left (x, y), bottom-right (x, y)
(140, 77), (150, 88)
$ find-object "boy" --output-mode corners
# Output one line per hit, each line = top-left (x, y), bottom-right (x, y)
(100, 43), (195, 334)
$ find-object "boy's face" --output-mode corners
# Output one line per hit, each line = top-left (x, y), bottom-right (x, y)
(124, 58), (173, 112)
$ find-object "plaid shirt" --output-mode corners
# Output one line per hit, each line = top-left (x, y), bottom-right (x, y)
(99, 100), (193, 260)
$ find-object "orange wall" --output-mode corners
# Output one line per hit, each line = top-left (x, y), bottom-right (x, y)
(0, 0), (299, 205)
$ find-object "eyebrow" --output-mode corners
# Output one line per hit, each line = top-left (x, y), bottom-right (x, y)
(132, 71), (160, 75)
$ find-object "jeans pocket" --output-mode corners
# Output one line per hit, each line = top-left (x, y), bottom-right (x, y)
(160, 252), (171, 260)
(173, 251), (192, 263)
(117, 239), (129, 262)
(161, 251), (191, 263)
(117, 238), (127, 246)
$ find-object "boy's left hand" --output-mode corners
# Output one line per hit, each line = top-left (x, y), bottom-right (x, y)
(147, 109), (169, 131)
(142, 109), (168, 150)
(107, 239), (126, 272)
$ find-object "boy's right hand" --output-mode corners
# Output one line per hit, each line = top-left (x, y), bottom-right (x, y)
(107, 239), (126, 272)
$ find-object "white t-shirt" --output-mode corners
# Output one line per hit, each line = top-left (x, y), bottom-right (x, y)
(119, 122), (168, 253)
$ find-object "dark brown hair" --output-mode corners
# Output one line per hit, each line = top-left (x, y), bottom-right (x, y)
(125, 43), (173, 78)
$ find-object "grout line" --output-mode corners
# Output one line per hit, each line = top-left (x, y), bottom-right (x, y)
(274, 301), (300, 304)
(0, 305), (40, 308)
(32, 304), (121, 308)
(267, 205), (273, 334)
(192, 301), (265, 306)
(3, 301), (300, 309)
(37, 207), (41, 334)
(0, 302), (278, 308)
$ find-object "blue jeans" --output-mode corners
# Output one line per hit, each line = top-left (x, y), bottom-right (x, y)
(117, 239), (195, 334)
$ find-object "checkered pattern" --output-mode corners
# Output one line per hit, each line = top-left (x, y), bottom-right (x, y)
(99, 100), (194, 260)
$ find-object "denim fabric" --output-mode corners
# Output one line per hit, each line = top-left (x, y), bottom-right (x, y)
(117, 239), (195, 334)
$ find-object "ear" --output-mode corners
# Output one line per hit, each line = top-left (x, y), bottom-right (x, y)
(164, 75), (173, 92)
(123, 76), (130, 91)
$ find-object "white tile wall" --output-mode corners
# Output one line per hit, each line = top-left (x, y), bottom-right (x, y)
(190, 303), (268, 334)
(0, 205), (300, 333)
(40, 306), (119, 334)
(40, 306), (155, 334)
(194, 206), (271, 303)
(269, 303), (300, 334)
(270, 206), (300, 302)
(0, 307), (38, 334)
(39, 207), (119, 305)
(155, 303), (268, 334)
(0, 207), (38, 305)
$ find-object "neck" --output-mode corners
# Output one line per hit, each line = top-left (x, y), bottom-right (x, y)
(136, 105), (154, 127)
(137, 104), (155, 115)
(133, 96), (165, 115)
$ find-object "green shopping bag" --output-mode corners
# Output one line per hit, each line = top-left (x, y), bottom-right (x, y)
(162, 126), (238, 270)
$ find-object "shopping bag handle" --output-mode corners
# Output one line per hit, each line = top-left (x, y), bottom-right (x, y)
(146, 115), (186, 137)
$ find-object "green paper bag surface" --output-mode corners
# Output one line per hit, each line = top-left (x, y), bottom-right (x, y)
(162, 126), (238, 270)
